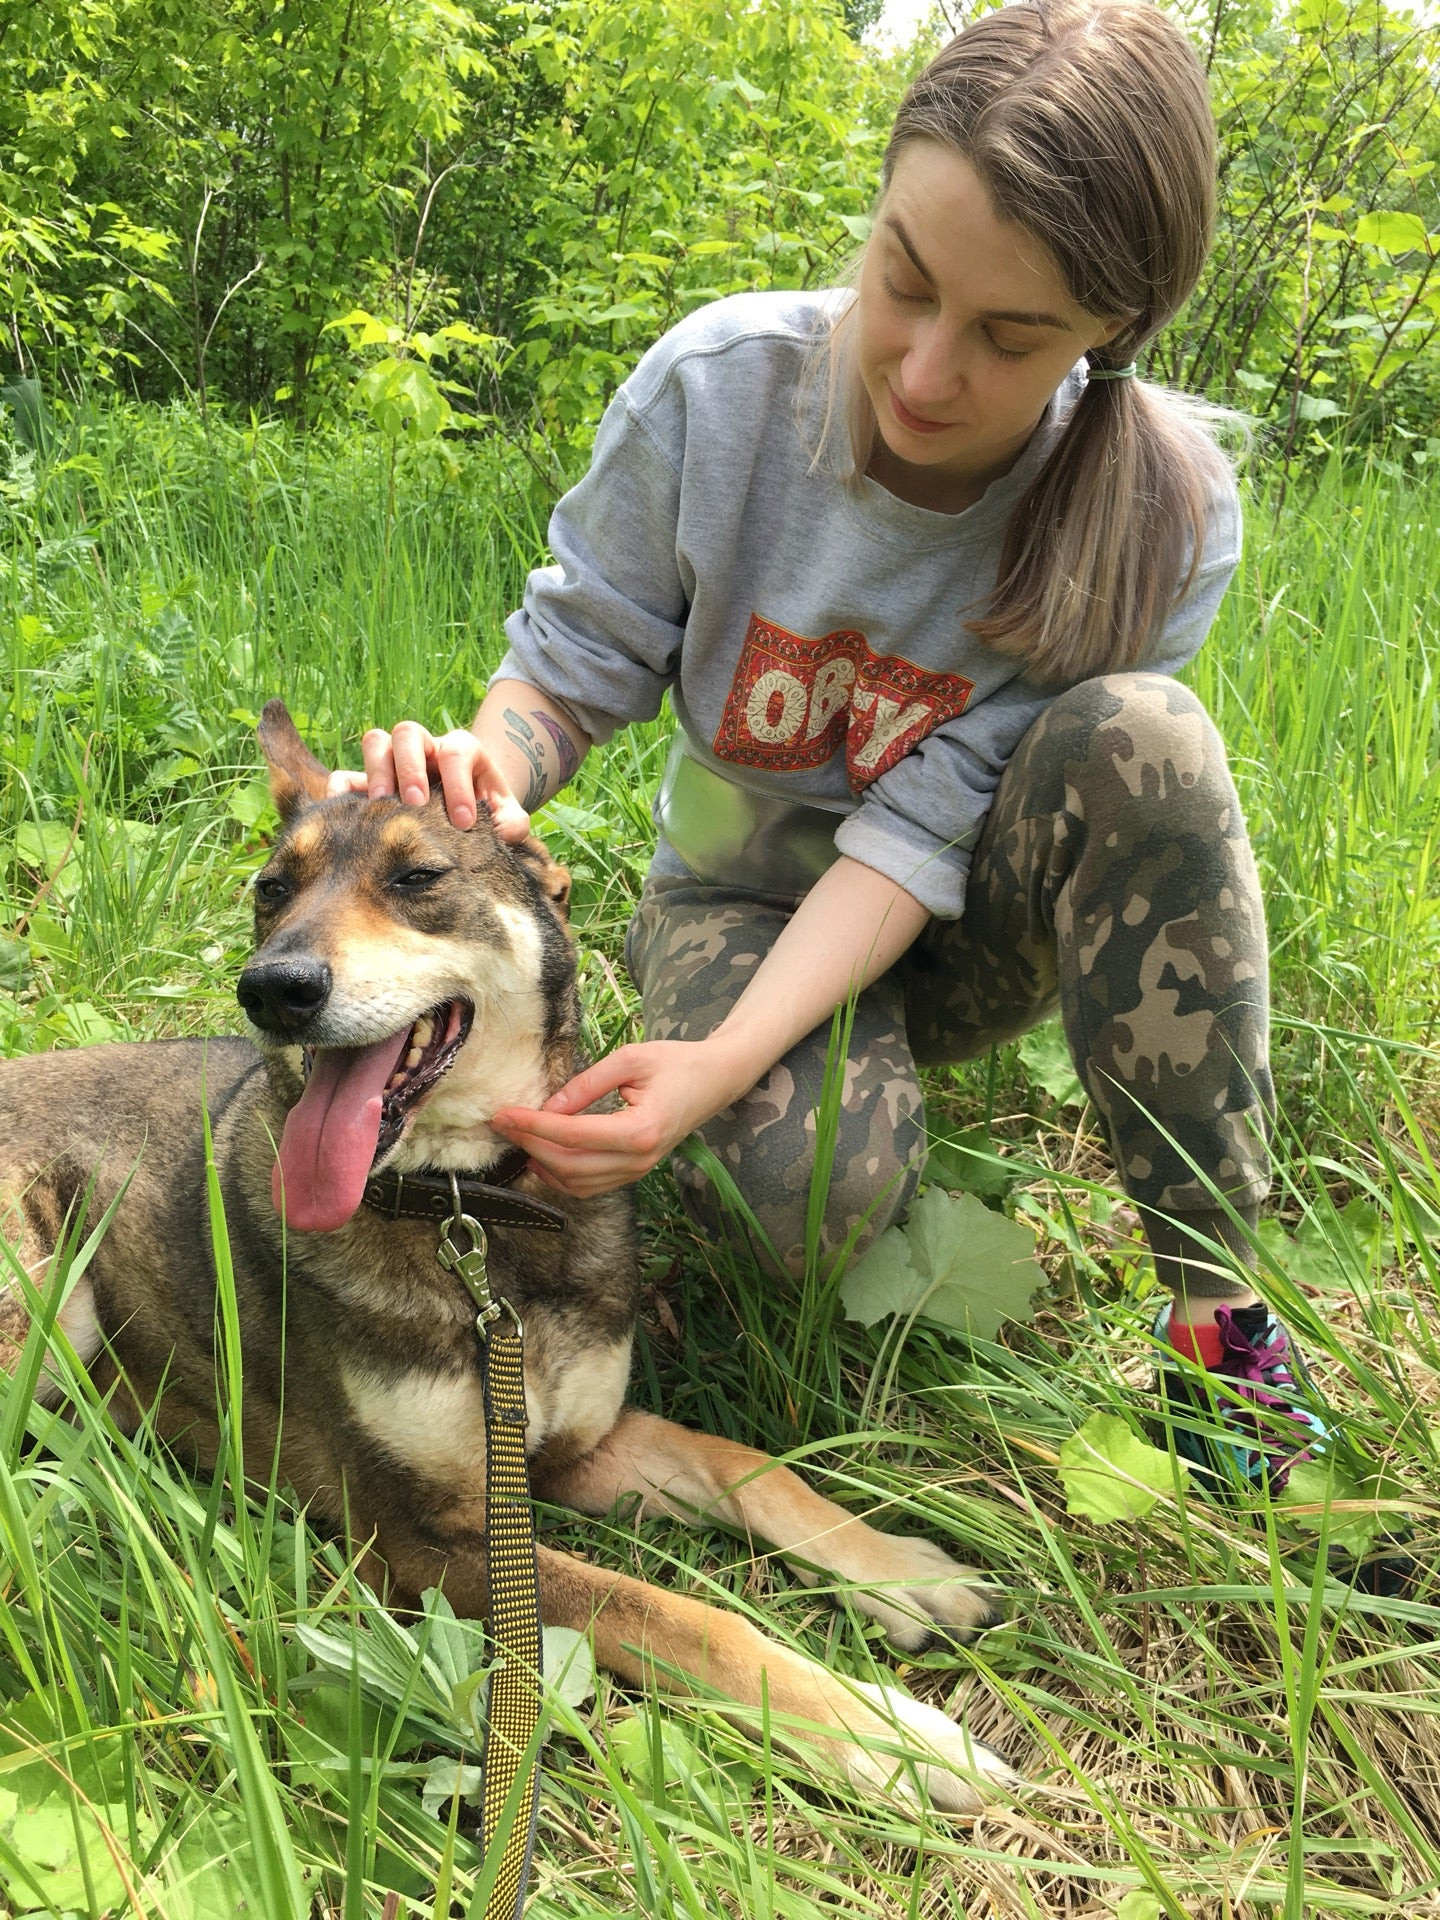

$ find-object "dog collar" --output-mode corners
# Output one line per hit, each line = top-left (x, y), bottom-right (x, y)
(361, 1151), (565, 1232)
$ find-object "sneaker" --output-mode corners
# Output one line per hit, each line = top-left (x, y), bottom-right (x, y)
(1153, 1299), (1330, 1495)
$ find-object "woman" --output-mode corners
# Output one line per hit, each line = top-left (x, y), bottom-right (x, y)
(335, 0), (1327, 1493)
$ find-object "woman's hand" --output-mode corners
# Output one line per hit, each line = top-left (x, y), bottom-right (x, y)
(326, 720), (531, 841)
(490, 1038), (752, 1198)
(493, 856), (932, 1199)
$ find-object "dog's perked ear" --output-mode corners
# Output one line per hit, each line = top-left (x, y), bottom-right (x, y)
(514, 834), (572, 923)
(258, 700), (333, 823)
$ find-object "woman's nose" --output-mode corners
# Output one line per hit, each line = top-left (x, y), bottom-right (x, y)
(902, 327), (964, 407)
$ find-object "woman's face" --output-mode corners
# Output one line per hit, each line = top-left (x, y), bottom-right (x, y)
(855, 141), (1124, 514)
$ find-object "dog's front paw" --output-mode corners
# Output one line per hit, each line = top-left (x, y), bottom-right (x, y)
(829, 1678), (1018, 1814)
(798, 1528), (1003, 1651)
(858, 1536), (1004, 1651)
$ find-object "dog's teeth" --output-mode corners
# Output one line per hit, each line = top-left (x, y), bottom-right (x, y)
(405, 1046), (423, 1069)
(413, 1017), (434, 1048)
(387, 1072), (406, 1091)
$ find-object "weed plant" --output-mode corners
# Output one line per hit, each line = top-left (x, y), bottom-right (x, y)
(0, 407), (1437, 1917)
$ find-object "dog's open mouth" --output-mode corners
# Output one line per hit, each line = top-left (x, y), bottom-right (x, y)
(271, 997), (474, 1233)
(360, 996), (473, 1163)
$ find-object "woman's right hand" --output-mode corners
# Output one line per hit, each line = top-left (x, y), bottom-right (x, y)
(326, 720), (532, 842)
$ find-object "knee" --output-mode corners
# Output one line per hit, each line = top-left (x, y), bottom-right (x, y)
(1047, 673), (1231, 816)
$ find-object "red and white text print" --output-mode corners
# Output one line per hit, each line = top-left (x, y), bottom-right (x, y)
(711, 614), (975, 791)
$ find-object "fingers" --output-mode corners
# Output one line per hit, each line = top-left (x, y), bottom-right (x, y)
(386, 721), (435, 807)
(540, 1053), (637, 1115)
(490, 1100), (670, 1197)
(335, 723), (530, 838)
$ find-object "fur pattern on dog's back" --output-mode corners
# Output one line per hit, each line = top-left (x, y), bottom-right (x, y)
(0, 702), (1014, 1813)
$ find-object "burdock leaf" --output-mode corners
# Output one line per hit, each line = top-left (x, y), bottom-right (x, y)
(1059, 1412), (1190, 1523)
(1280, 1460), (1380, 1557)
(924, 1124), (1015, 1201)
(841, 1189), (1044, 1342)
(838, 1227), (927, 1327)
(904, 1186), (1045, 1341)
(1018, 1020), (1085, 1108)
(1257, 1199), (1381, 1294)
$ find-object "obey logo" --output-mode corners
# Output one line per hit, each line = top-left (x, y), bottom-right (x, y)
(712, 614), (975, 790)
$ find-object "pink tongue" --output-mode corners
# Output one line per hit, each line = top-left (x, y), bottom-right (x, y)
(271, 1029), (411, 1233)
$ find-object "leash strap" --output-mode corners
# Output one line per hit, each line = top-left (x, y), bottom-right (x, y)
(437, 1183), (542, 1920)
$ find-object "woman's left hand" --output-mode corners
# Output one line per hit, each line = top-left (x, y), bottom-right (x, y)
(490, 1038), (747, 1198)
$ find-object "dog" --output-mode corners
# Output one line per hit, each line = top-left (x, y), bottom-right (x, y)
(0, 700), (1012, 1811)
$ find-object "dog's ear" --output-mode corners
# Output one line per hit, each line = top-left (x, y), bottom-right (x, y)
(514, 833), (573, 923)
(258, 701), (332, 823)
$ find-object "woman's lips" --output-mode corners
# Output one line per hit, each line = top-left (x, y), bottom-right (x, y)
(889, 388), (956, 435)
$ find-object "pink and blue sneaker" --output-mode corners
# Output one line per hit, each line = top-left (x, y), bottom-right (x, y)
(1153, 1299), (1330, 1496)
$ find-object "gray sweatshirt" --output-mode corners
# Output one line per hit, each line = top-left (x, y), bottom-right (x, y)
(498, 290), (1241, 918)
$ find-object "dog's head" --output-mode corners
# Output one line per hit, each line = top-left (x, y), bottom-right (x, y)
(238, 700), (577, 1233)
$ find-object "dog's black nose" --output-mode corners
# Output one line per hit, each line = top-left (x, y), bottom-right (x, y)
(236, 958), (333, 1034)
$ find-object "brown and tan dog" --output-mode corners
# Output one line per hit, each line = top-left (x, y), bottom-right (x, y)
(0, 701), (1011, 1809)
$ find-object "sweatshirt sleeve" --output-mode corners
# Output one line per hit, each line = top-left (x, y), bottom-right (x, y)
(835, 474), (1245, 921)
(494, 390), (689, 745)
(833, 674), (1053, 919)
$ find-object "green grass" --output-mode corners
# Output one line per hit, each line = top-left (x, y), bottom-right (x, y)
(0, 403), (1438, 1917)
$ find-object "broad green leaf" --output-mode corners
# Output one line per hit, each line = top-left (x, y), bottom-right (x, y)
(904, 1187), (1045, 1340)
(1018, 1021), (1085, 1108)
(924, 1125), (1015, 1201)
(11, 823), (78, 872)
(420, 1758), (482, 1820)
(543, 1626), (596, 1708)
(841, 1188), (1044, 1341)
(1113, 1895), (1163, 1920)
(838, 1226), (926, 1327)
(0, 1791), (155, 1912)
(1059, 1412), (1190, 1524)
(55, 1002), (125, 1047)
(1280, 1460), (1379, 1557)
(1256, 1200), (1380, 1293)
(1354, 210), (1429, 254)
(0, 939), (29, 993)
(151, 1807), (269, 1920)
(609, 1713), (705, 1796)
(1297, 393), (1344, 421)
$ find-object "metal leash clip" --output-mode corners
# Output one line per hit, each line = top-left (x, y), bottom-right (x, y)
(438, 1173), (524, 1340)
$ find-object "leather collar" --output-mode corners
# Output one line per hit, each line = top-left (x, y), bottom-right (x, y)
(361, 1149), (566, 1233)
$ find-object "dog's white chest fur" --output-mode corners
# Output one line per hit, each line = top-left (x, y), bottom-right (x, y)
(342, 1337), (631, 1479)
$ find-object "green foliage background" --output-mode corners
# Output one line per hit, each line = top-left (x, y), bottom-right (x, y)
(2, 0), (1437, 450)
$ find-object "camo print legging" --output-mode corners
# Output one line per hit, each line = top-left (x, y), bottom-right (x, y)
(625, 673), (1273, 1281)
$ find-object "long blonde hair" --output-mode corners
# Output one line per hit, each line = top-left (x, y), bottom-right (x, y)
(820, 0), (1231, 685)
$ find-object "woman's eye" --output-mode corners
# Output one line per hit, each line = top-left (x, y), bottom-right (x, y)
(986, 335), (1031, 363)
(881, 272), (930, 306)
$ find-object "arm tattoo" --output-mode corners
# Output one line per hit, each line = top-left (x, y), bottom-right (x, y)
(502, 703), (580, 813)
(533, 710), (580, 783)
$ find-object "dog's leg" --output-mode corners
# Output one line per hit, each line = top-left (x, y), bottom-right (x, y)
(535, 1541), (1015, 1813)
(535, 1409), (1001, 1649)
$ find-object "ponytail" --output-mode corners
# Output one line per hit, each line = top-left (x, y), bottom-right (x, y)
(967, 367), (1233, 683)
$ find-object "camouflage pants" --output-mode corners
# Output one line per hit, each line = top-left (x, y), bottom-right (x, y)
(626, 674), (1273, 1281)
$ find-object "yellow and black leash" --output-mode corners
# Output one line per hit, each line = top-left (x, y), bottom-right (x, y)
(362, 1161), (564, 1916)
(435, 1177), (547, 1920)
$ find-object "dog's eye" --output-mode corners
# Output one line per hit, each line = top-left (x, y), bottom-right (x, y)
(254, 875), (290, 906)
(391, 867), (449, 892)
